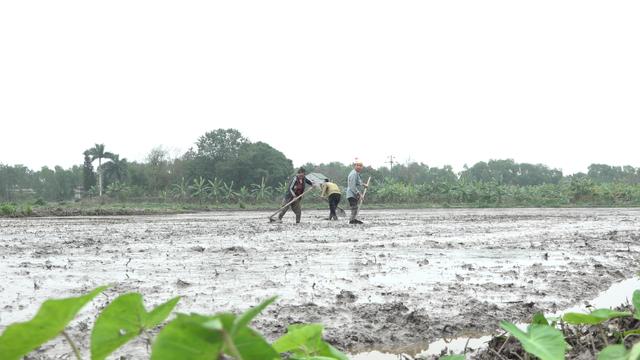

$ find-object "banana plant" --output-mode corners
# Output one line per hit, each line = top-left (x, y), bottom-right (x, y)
(189, 177), (209, 204)
(251, 177), (273, 203)
(237, 186), (251, 205)
(171, 177), (188, 202)
(222, 181), (237, 203)
(207, 177), (223, 203)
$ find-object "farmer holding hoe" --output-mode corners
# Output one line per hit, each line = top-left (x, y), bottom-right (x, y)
(347, 159), (368, 224)
(274, 167), (314, 224)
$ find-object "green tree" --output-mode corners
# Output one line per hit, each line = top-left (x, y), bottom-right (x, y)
(0, 164), (32, 201)
(145, 147), (172, 194)
(102, 155), (128, 188)
(87, 144), (115, 196)
(32, 166), (76, 201)
(220, 142), (293, 188)
(82, 151), (96, 193)
(196, 129), (248, 161)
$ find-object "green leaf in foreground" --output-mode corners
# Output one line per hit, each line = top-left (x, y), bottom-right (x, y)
(440, 355), (465, 360)
(233, 326), (279, 360)
(630, 342), (640, 360)
(532, 312), (549, 326)
(152, 312), (279, 360)
(232, 296), (277, 335)
(0, 286), (107, 360)
(151, 314), (225, 360)
(91, 293), (180, 360)
(273, 324), (347, 360)
(598, 344), (629, 360)
(500, 321), (566, 360)
(633, 290), (640, 320)
(563, 309), (633, 325)
(273, 324), (324, 353)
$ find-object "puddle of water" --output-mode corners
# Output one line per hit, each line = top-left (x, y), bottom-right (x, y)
(353, 276), (640, 359)
(351, 351), (402, 360)
(553, 276), (640, 316)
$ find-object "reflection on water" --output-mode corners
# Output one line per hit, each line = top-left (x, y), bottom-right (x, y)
(352, 276), (640, 359)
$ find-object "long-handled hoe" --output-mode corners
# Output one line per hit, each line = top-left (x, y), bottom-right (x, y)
(354, 177), (371, 218)
(268, 187), (314, 222)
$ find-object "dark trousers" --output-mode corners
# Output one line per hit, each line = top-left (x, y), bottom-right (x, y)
(348, 197), (359, 221)
(328, 193), (341, 219)
(278, 197), (302, 223)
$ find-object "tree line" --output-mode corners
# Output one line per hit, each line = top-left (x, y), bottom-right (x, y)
(2, 129), (640, 206)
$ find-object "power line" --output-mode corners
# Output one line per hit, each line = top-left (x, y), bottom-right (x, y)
(387, 155), (395, 169)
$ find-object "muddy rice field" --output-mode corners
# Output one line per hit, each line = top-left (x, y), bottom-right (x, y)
(1, 208), (640, 359)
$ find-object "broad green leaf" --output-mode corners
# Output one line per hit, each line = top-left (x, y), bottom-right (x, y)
(233, 326), (279, 360)
(287, 323), (325, 355)
(441, 356), (465, 360)
(202, 318), (224, 331)
(91, 293), (146, 360)
(563, 309), (632, 325)
(314, 341), (348, 360)
(201, 312), (235, 332)
(0, 286), (106, 360)
(597, 344), (628, 360)
(153, 311), (277, 360)
(232, 296), (277, 335)
(91, 293), (180, 360)
(630, 342), (640, 360)
(532, 312), (549, 326)
(151, 314), (224, 360)
(273, 323), (346, 359)
(273, 324), (324, 353)
(500, 321), (566, 360)
(145, 296), (180, 328)
(633, 290), (640, 320)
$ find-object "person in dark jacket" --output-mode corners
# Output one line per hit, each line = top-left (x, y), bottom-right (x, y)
(276, 167), (314, 223)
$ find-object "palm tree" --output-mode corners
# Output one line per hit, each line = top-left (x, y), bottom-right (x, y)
(87, 144), (115, 196)
(102, 154), (128, 186)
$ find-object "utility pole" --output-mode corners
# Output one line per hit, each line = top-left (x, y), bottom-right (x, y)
(387, 155), (395, 169)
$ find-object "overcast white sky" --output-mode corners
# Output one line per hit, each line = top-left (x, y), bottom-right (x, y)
(1, 1), (638, 175)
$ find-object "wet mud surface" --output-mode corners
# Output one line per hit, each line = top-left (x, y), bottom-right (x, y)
(1, 208), (640, 358)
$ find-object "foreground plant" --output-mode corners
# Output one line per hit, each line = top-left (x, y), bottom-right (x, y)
(91, 293), (180, 360)
(0, 286), (107, 359)
(500, 319), (567, 360)
(0, 288), (346, 360)
(494, 289), (640, 360)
